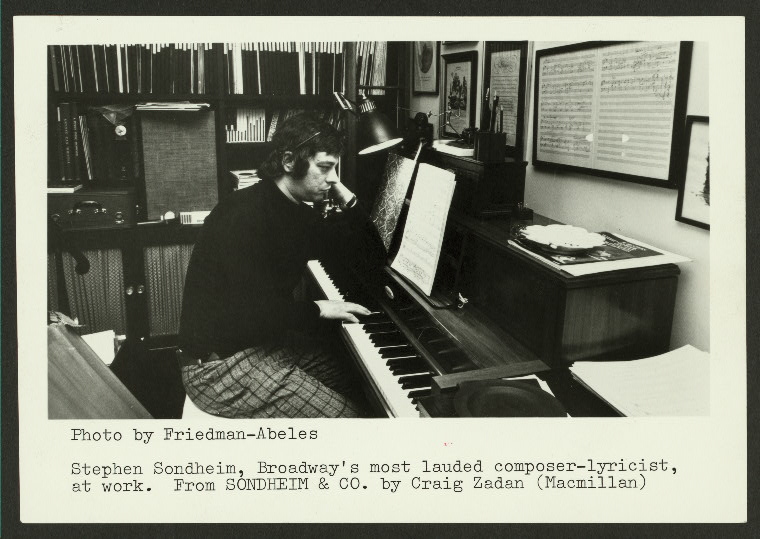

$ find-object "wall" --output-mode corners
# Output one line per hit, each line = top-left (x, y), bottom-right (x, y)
(409, 41), (710, 352)
(411, 42), (484, 139)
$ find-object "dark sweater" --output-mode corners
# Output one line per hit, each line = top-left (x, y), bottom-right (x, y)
(179, 179), (382, 359)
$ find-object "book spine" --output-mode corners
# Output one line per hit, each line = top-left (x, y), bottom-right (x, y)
(336, 44), (344, 95)
(61, 45), (71, 93)
(101, 45), (110, 93)
(267, 109), (279, 142)
(54, 105), (66, 182)
(73, 45), (84, 93)
(90, 45), (99, 93)
(195, 43), (201, 94)
(49, 46), (60, 92)
(291, 42), (299, 95)
(129, 44), (139, 94)
(79, 115), (93, 182)
(119, 45), (131, 94)
(86, 110), (103, 182)
(222, 44), (230, 94)
(142, 44), (150, 95)
(168, 43), (175, 94)
(70, 102), (82, 183)
(59, 102), (73, 182)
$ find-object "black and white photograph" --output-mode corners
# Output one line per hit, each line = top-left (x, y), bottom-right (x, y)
(442, 50), (477, 137)
(6, 14), (750, 532)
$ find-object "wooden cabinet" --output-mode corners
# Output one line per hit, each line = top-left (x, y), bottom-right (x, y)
(449, 213), (680, 368)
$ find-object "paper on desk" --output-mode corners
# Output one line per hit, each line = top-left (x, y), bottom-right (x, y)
(508, 232), (690, 277)
(569, 345), (710, 416)
(81, 330), (116, 366)
(390, 163), (456, 296)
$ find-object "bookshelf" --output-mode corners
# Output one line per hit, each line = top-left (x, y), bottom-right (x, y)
(47, 41), (409, 345)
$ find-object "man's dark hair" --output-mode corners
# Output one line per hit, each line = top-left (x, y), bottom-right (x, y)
(258, 113), (344, 181)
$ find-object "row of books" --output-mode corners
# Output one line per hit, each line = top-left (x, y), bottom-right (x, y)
(49, 42), (393, 98)
(223, 42), (346, 96)
(224, 107), (267, 143)
(50, 103), (134, 186)
(49, 43), (220, 95)
(356, 41), (388, 95)
(264, 108), (343, 142)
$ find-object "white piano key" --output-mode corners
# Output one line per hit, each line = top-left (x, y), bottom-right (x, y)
(308, 259), (422, 418)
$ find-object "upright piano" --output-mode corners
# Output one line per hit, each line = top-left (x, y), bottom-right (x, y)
(308, 213), (679, 418)
(308, 152), (680, 418)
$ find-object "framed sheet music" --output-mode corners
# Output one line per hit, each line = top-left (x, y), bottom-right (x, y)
(532, 41), (693, 188)
(482, 41), (528, 157)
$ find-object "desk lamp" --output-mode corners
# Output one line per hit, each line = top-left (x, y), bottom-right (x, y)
(333, 92), (403, 154)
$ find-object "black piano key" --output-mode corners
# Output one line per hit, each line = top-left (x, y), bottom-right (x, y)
(407, 389), (431, 400)
(359, 312), (390, 324)
(399, 374), (433, 390)
(362, 322), (398, 335)
(380, 346), (417, 359)
(369, 333), (407, 347)
(386, 356), (426, 369)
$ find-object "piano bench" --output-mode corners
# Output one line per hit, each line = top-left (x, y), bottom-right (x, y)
(182, 394), (218, 419)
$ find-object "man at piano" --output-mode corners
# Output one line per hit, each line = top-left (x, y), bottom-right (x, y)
(178, 113), (384, 418)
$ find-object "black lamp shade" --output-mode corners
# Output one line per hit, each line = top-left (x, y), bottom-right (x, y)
(357, 96), (403, 155)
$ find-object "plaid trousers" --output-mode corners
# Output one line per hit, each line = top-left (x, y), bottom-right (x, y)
(181, 330), (368, 418)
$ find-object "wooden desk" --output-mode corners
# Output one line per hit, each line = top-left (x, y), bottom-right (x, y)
(48, 323), (152, 419)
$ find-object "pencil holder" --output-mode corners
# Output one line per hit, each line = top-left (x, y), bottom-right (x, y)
(474, 132), (506, 163)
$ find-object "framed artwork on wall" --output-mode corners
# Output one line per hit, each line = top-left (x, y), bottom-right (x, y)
(482, 41), (528, 157)
(442, 50), (478, 138)
(533, 41), (693, 188)
(412, 41), (439, 95)
(675, 115), (710, 230)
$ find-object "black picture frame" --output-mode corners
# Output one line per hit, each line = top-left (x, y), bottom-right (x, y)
(412, 41), (440, 95)
(675, 115), (710, 230)
(481, 41), (528, 158)
(442, 51), (478, 138)
(532, 41), (693, 189)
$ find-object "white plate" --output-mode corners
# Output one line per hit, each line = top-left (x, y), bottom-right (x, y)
(518, 225), (606, 253)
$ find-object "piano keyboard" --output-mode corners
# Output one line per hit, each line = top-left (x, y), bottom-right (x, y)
(307, 260), (430, 417)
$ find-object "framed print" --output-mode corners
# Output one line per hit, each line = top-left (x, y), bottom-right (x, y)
(412, 41), (439, 95)
(442, 51), (477, 138)
(533, 41), (693, 188)
(482, 41), (528, 157)
(675, 115), (710, 230)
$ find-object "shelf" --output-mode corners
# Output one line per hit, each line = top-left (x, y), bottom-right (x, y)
(225, 141), (271, 145)
(51, 92), (220, 103)
(222, 94), (335, 106)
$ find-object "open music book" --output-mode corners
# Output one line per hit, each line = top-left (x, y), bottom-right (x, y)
(369, 153), (416, 251)
(390, 163), (456, 296)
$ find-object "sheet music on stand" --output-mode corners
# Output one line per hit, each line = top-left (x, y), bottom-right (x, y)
(390, 163), (456, 296)
(569, 345), (710, 416)
(369, 153), (417, 251)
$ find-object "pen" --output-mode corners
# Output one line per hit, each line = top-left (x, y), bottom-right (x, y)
(490, 96), (499, 133)
(484, 88), (490, 131)
(500, 106), (504, 133)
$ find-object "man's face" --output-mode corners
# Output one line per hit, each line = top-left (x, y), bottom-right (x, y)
(288, 152), (341, 203)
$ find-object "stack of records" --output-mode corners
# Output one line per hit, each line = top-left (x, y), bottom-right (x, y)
(230, 169), (260, 190)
